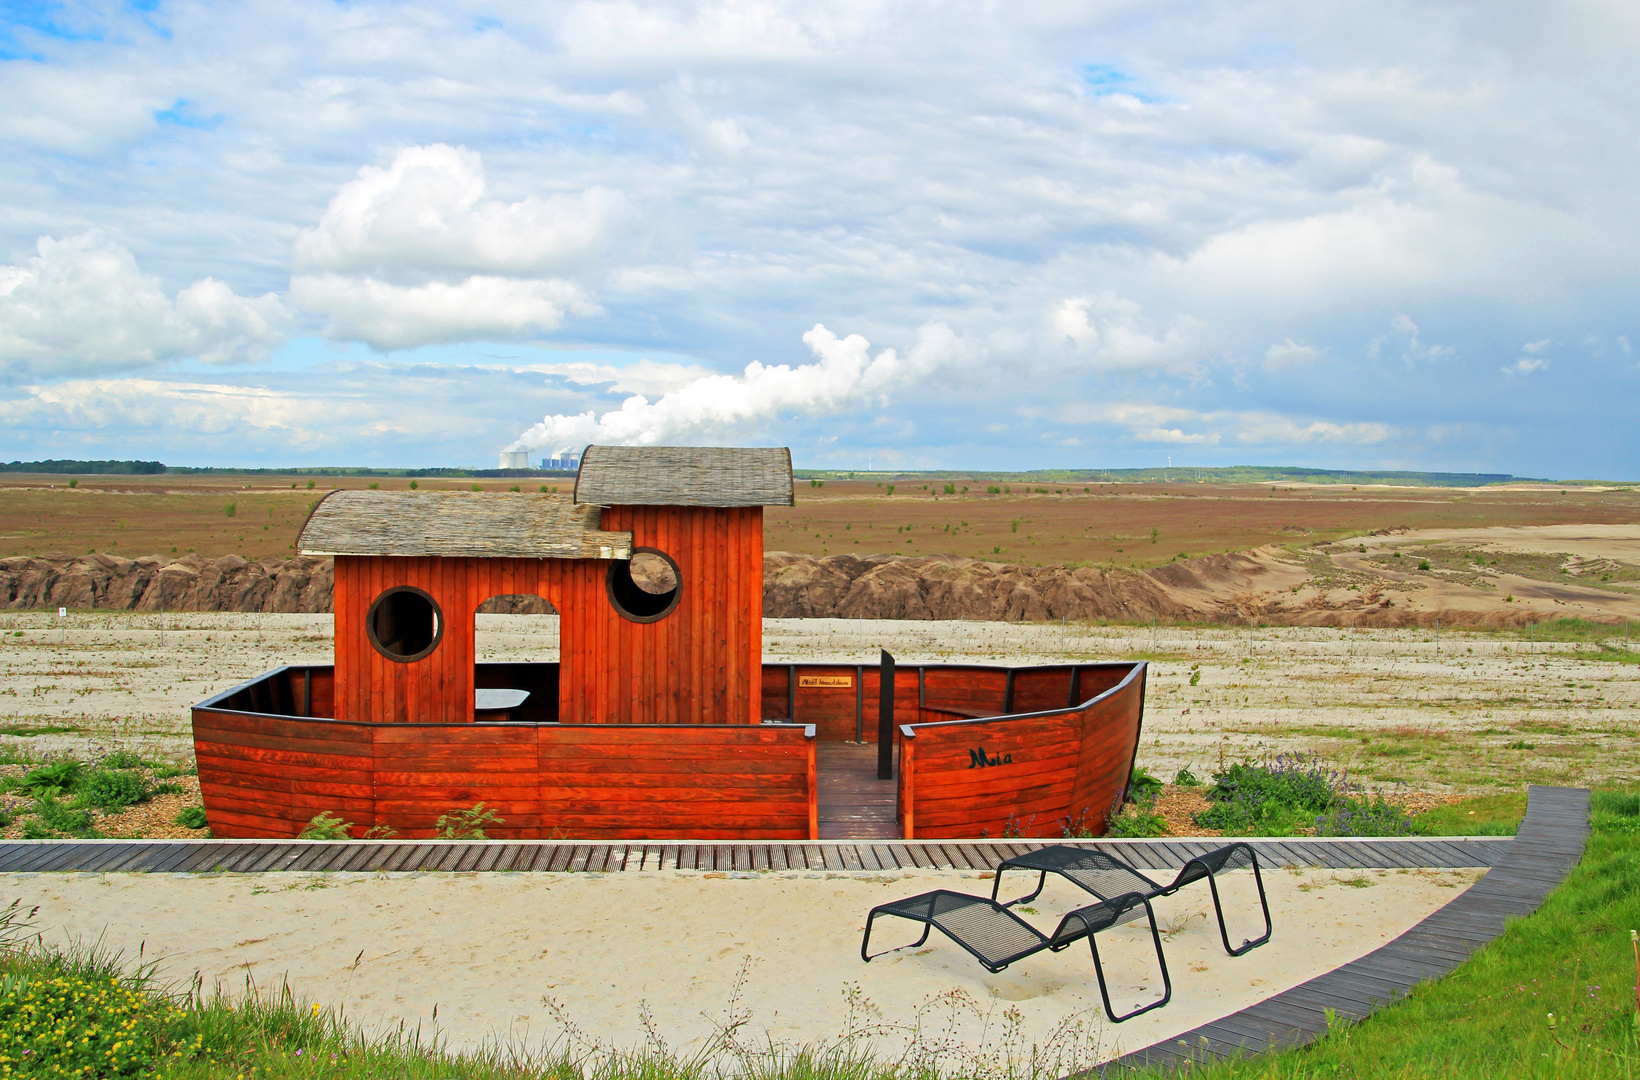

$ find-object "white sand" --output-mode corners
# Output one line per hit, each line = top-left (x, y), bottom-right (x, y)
(5, 864), (1479, 1067)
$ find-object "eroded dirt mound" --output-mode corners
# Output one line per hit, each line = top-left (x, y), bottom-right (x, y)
(6, 526), (1638, 628)
(0, 553), (334, 613)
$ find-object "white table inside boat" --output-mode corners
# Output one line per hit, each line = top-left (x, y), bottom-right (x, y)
(474, 689), (530, 721)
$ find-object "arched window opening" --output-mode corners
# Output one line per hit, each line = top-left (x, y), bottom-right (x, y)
(366, 586), (442, 662)
(608, 548), (682, 623)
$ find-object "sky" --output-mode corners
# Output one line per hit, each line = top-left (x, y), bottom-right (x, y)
(0, 1), (1636, 476)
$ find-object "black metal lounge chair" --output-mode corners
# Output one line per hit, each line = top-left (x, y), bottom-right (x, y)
(860, 889), (1171, 1022)
(990, 842), (1272, 957)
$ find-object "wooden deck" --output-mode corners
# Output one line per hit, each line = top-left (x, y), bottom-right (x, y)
(817, 741), (899, 839)
(0, 834), (1508, 875)
(1101, 784), (1591, 1073)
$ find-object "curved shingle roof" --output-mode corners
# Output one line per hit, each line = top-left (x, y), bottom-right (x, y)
(573, 445), (794, 507)
(297, 490), (634, 559)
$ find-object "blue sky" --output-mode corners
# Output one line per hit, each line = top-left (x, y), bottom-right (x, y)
(0, 1), (1636, 476)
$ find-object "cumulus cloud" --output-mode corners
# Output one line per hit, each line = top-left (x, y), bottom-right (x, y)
(509, 322), (961, 454)
(1369, 314), (1454, 367)
(1502, 339), (1551, 376)
(290, 274), (600, 351)
(1051, 294), (1205, 373)
(1264, 339), (1321, 370)
(292, 144), (617, 349)
(0, 233), (289, 379)
(294, 144), (622, 280)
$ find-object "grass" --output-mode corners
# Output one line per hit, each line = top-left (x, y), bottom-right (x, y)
(1134, 786), (1640, 1078)
(1413, 792), (1529, 836)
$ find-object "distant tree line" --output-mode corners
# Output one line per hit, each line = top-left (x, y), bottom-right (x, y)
(0, 459), (166, 475)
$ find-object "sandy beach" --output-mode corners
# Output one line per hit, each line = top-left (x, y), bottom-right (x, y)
(5, 863), (1479, 1066)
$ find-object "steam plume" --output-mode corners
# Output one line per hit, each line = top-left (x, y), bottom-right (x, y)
(508, 322), (956, 454)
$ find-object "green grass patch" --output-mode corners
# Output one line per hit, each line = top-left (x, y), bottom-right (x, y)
(1138, 786), (1640, 1078)
(1412, 792), (1528, 836)
(0, 724), (79, 737)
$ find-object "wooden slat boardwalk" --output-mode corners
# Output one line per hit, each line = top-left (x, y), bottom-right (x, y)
(1099, 784), (1590, 1074)
(0, 834), (1508, 875)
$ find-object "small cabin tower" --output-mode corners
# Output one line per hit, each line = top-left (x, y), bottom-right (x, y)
(297, 445), (794, 727)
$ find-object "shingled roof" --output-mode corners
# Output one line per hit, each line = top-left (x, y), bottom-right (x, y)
(573, 445), (794, 507)
(297, 490), (634, 560)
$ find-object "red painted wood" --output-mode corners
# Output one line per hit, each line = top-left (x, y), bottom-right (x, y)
(898, 662), (1146, 840)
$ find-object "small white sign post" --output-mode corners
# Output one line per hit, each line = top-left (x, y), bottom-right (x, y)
(58, 606), (66, 643)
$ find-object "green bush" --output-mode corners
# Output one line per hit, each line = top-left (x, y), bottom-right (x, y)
(1314, 794), (1415, 837)
(79, 768), (151, 810)
(1195, 756), (1342, 834)
(24, 795), (97, 839)
(17, 762), (81, 799)
(1105, 804), (1168, 837)
(1125, 765), (1163, 806)
(98, 750), (149, 770)
(1173, 767), (1201, 786)
(175, 805), (208, 829)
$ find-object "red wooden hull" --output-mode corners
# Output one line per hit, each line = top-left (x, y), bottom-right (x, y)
(193, 660), (1145, 841)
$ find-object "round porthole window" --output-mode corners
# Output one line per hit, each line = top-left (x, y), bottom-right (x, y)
(607, 548), (681, 623)
(366, 586), (443, 661)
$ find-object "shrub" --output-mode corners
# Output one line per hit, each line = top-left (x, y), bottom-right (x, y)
(97, 750), (149, 770)
(1195, 755), (1344, 834)
(224, 501), (237, 518)
(409, 479), (419, 490)
(1106, 804), (1168, 838)
(1173, 767), (1201, 787)
(17, 762), (81, 799)
(298, 812), (354, 840)
(1314, 795), (1415, 837)
(175, 805), (208, 829)
(80, 768), (151, 810)
(1125, 765), (1163, 806)
(25, 795), (97, 838)
(435, 803), (503, 839)
(1419, 558), (1432, 570)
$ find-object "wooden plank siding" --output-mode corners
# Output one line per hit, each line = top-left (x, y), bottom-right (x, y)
(330, 506), (763, 728)
(897, 663), (1146, 840)
(193, 703), (816, 840)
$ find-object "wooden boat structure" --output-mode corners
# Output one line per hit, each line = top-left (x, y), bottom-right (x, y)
(193, 446), (1147, 841)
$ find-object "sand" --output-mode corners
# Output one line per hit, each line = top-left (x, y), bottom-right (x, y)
(5, 863), (1479, 1066)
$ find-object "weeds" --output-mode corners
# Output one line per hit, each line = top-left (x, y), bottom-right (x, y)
(436, 803), (503, 839)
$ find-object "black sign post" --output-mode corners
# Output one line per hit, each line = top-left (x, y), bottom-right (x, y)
(877, 650), (895, 780)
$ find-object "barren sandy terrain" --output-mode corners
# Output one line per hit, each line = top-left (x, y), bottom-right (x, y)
(6, 863), (1479, 1064)
(0, 600), (1633, 793)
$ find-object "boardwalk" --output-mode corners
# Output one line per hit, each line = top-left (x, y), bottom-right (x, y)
(1100, 784), (1590, 1073)
(816, 741), (899, 839)
(0, 834), (1508, 875)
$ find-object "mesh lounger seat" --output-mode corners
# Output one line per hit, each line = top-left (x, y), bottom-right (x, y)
(991, 842), (1272, 957)
(861, 889), (1171, 1022)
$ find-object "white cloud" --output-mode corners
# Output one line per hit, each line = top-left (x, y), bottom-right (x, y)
(1369, 314), (1454, 367)
(291, 144), (617, 349)
(293, 144), (623, 281)
(1051, 294), (1205, 373)
(1264, 339), (1321, 370)
(1057, 400), (1394, 447)
(509, 321), (961, 454)
(1501, 339), (1551, 375)
(290, 274), (600, 351)
(0, 233), (288, 378)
